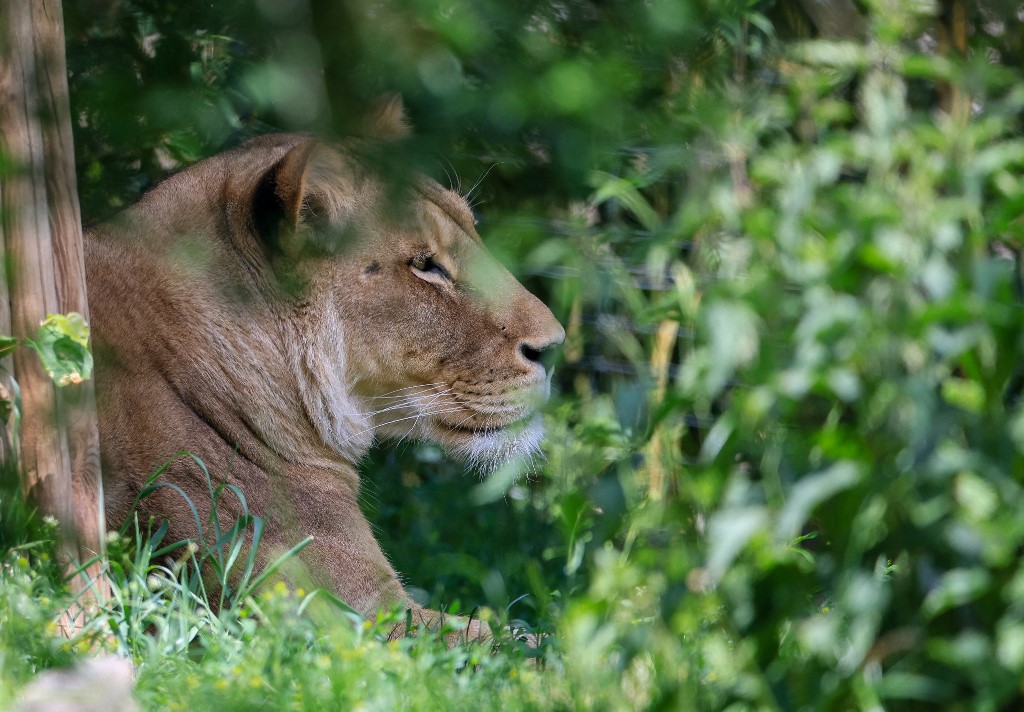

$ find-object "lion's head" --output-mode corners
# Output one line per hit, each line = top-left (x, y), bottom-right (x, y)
(232, 108), (564, 472)
(89, 100), (562, 480)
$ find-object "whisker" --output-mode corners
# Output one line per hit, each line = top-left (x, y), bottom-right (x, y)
(392, 398), (468, 441)
(395, 400), (469, 448)
(448, 409), (479, 432)
(449, 160), (463, 194)
(353, 406), (467, 439)
(368, 382), (448, 399)
(365, 401), (417, 418)
(405, 389), (459, 413)
(437, 160), (456, 192)
(376, 381), (448, 395)
(364, 389), (455, 418)
(463, 163), (497, 202)
(396, 405), (446, 448)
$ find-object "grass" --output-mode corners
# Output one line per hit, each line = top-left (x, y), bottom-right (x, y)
(0, 455), (573, 712)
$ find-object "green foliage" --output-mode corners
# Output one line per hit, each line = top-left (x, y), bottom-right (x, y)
(1, 0), (1016, 709)
(0, 545), (75, 705)
(665, 29), (1024, 712)
(0, 312), (93, 391)
(0, 467), (76, 706)
(0, 312), (94, 440)
(25, 313), (94, 387)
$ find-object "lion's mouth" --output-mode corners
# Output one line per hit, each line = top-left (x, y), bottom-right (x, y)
(445, 423), (502, 436)
(427, 411), (546, 472)
(436, 414), (534, 438)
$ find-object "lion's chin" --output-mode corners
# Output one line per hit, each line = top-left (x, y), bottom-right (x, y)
(434, 414), (545, 474)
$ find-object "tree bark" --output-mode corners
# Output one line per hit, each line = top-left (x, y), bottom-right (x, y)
(937, 0), (970, 122)
(0, 0), (107, 630)
(797, 0), (866, 40)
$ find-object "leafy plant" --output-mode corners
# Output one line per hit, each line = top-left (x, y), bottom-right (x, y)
(24, 313), (94, 387)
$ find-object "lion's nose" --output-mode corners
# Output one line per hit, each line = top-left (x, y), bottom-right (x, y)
(517, 321), (565, 367)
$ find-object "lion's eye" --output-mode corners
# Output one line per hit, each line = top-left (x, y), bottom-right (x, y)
(411, 254), (452, 282)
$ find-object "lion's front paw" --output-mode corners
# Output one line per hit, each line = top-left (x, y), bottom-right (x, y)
(506, 623), (543, 650)
(388, 607), (493, 648)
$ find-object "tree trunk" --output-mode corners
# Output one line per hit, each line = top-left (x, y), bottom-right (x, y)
(796, 0), (866, 40)
(0, 0), (107, 631)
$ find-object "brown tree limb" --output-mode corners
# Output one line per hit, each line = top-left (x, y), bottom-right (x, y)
(797, 0), (867, 40)
(934, 0), (970, 120)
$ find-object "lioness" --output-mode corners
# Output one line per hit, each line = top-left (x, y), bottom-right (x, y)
(85, 100), (564, 638)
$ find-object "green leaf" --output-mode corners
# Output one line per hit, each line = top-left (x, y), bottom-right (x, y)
(790, 40), (868, 69)
(922, 568), (991, 619)
(777, 461), (863, 540)
(0, 335), (17, 357)
(28, 312), (94, 387)
(941, 378), (985, 415)
(41, 312), (90, 348)
(706, 505), (768, 582)
(589, 171), (661, 232)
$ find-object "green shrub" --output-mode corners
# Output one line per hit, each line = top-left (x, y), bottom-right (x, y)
(535, 3), (1024, 709)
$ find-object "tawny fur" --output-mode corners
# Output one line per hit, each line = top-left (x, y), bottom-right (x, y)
(85, 126), (563, 632)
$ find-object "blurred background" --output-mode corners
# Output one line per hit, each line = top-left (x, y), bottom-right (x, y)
(36, 0), (1024, 707)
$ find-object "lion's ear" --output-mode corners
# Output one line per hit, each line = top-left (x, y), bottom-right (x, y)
(252, 139), (317, 250)
(361, 93), (410, 140)
(253, 139), (349, 258)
